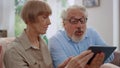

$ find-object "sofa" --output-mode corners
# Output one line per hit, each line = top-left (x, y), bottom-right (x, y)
(111, 51), (120, 66)
(0, 37), (120, 68)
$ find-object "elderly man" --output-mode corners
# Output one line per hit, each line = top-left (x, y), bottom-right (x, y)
(48, 5), (119, 68)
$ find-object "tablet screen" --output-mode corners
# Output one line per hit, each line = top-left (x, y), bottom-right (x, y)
(87, 46), (116, 64)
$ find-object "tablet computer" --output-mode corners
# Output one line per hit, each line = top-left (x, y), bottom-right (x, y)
(87, 46), (116, 64)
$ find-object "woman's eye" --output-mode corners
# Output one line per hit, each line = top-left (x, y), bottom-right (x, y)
(43, 16), (47, 19)
(43, 15), (48, 19)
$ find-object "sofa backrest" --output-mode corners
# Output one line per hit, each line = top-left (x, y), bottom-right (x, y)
(0, 45), (2, 68)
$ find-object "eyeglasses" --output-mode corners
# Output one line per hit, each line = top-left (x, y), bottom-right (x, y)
(65, 17), (87, 24)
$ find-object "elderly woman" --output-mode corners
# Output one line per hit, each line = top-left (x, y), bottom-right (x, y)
(4, 0), (105, 68)
(4, 1), (53, 68)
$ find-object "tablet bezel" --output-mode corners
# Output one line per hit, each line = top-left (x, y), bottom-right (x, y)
(87, 46), (116, 64)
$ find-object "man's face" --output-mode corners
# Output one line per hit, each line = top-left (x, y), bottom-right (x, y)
(64, 9), (87, 42)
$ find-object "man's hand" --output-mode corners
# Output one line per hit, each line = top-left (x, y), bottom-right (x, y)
(85, 52), (105, 68)
(58, 50), (105, 68)
(58, 50), (94, 68)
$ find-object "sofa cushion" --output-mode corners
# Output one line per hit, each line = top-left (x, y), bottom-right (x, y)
(111, 51), (120, 66)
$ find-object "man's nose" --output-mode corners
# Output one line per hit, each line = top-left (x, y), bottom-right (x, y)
(76, 21), (83, 27)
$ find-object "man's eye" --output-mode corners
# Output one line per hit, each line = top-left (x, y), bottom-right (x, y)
(71, 20), (76, 22)
(80, 18), (85, 23)
(70, 19), (77, 22)
(80, 19), (83, 22)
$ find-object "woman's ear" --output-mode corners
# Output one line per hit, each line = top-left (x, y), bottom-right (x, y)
(26, 18), (36, 25)
(25, 19), (31, 24)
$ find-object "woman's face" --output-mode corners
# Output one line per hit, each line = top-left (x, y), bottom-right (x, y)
(30, 14), (51, 35)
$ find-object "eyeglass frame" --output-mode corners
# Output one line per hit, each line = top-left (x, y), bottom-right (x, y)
(64, 17), (88, 24)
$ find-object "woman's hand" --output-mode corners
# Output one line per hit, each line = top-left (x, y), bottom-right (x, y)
(58, 57), (72, 68)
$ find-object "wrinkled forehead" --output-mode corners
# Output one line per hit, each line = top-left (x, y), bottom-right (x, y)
(67, 8), (85, 18)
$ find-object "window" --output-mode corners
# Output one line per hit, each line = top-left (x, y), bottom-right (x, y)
(15, 0), (26, 37)
(14, 0), (74, 39)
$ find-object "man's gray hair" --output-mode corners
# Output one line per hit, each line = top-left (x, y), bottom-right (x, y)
(61, 5), (88, 20)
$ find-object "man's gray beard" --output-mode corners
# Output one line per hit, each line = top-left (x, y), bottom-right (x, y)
(71, 34), (84, 43)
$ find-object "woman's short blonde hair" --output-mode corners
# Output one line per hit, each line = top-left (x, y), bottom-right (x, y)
(21, 0), (52, 23)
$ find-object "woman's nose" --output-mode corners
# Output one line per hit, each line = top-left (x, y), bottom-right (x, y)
(47, 18), (51, 25)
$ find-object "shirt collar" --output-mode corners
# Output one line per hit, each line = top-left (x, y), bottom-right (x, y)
(18, 30), (41, 50)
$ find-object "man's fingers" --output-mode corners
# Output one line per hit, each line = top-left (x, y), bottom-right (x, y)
(75, 50), (92, 59)
(90, 52), (105, 66)
(69, 52), (94, 68)
(79, 52), (94, 67)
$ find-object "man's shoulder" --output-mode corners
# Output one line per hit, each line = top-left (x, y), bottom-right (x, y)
(85, 27), (99, 38)
(87, 27), (97, 32)
(50, 30), (65, 39)
(86, 27), (98, 34)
